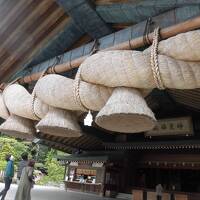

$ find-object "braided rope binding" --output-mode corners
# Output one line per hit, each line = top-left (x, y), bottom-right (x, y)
(31, 69), (49, 120)
(73, 40), (100, 112)
(31, 88), (40, 120)
(73, 67), (88, 111)
(150, 27), (165, 90)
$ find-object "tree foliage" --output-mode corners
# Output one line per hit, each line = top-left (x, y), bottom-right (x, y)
(0, 136), (66, 185)
(38, 150), (65, 185)
(0, 137), (29, 171)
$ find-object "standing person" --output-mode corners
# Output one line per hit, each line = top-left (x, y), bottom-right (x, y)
(0, 154), (14, 200)
(17, 152), (28, 182)
(15, 160), (35, 200)
(156, 183), (163, 200)
(170, 185), (175, 200)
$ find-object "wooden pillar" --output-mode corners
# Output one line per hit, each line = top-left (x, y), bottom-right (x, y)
(101, 165), (106, 197)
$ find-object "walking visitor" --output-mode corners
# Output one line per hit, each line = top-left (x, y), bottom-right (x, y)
(17, 152), (28, 181)
(0, 154), (14, 200)
(15, 160), (35, 200)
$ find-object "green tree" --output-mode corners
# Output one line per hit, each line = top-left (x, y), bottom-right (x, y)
(0, 137), (29, 171)
(38, 150), (65, 185)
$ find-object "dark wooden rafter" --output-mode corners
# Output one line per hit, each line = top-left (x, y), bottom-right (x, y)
(35, 131), (103, 152)
(104, 140), (200, 151)
(63, 137), (77, 146)
(0, 0), (70, 81)
(168, 89), (200, 112)
(1, 14), (68, 80)
(77, 136), (97, 149)
(56, 0), (113, 39)
(36, 133), (75, 151)
(70, 136), (86, 148)
(41, 140), (72, 152)
(0, 2), (66, 69)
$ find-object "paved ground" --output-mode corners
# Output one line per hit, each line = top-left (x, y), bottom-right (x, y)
(0, 183), (117, 200)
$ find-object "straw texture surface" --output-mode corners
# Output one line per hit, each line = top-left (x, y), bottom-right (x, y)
(0, 114), (35, 140)
(36, 107), (82, 137)
(80, 51), (200, 89)
(0, 93), (9, 119)
(95, 87), (156, 133)
(33, 98), (49, 119)
(79, 81), (113, 111)
(35, 75), (81, 110)
(80, 30), (200, 90)
(3, 84), (38, 120)
(144, 30), (200, 61)
(35, 74), (113, 111)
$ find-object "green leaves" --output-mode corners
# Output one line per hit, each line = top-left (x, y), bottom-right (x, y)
(38, 149), (65, 185)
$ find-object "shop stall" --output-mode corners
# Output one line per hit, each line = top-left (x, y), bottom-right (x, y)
(57, 152), (123, 197)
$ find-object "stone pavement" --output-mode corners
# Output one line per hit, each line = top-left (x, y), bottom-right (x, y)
(0, 183), (119, 200)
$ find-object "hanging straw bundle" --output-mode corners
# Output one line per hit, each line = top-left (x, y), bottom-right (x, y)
(0, 114), (35, 140)
(3, 83), (49, 120)
(3, 30), (200, 134)
(36, 107), (82, 137)
(3, 84), (38, 120)
(34, 74), (113, 111)
(95, 87), (156, 133)
(0, 92), (9, 119)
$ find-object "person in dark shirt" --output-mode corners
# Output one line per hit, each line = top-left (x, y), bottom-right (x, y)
(0, 154), (14, 200)
(17, 152), (28, 181)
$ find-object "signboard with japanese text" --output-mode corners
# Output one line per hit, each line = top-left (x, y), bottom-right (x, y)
(145, 117), (193, 136)
(76, 169), (96, 176)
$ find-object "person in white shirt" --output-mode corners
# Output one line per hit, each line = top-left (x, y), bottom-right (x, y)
(156, 184), (163, 200)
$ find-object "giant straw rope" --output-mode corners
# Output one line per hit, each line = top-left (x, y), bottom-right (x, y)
(0, 30), (200, 137)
